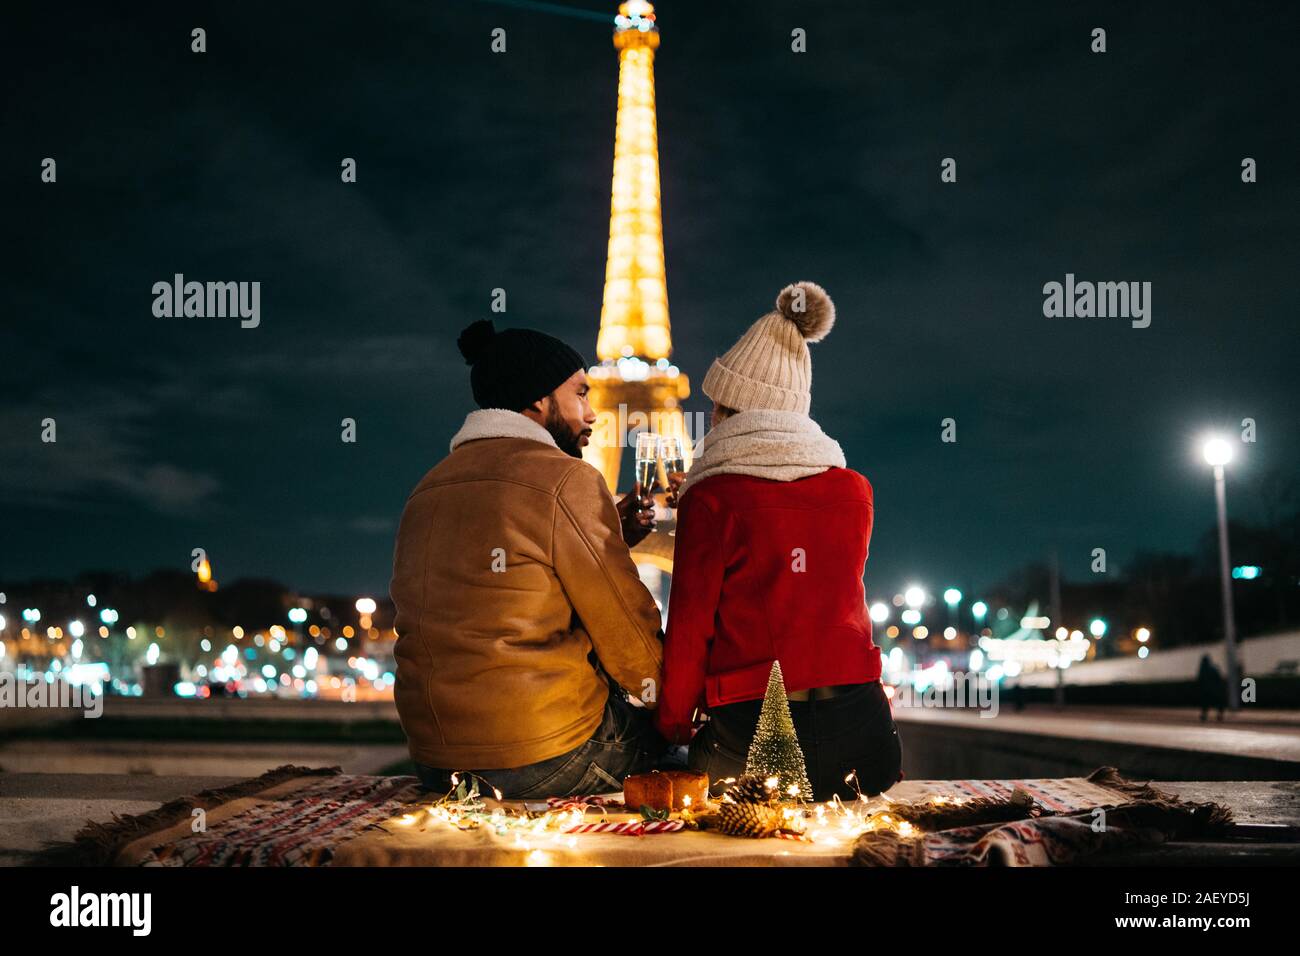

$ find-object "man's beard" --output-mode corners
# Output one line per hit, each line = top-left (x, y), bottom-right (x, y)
(544, 403), (590, 459)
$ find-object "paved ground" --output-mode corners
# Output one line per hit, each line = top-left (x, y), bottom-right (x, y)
(0, 773), (242, 866)
(0, 739), (409, 778)
(895, 704), (1300, 765)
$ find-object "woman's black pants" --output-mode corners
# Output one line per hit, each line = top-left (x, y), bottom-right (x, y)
(687, 680), (903, 802)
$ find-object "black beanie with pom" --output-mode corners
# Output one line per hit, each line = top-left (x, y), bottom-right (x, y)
(456, 319), (588, 412)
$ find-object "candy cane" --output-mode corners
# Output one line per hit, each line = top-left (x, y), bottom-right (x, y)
(547, 794), (620, 811)
(562, 820), (641, 835)
(640, 820), (684, 834)
(562, 819), (684, 836)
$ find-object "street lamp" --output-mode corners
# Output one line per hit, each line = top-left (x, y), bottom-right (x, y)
(1202, 435), (1240, 712)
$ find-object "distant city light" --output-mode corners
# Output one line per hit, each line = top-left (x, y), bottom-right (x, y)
(901, 609), (921, 626)
(146, 642), (160, 665)
(971, 601), (988, 620)
(943, 627), (956, 640)
(943, 588), (962, 606)
(99, 608), (119, 625)
(355, 597), (378, 615)
(1089, 618), (1107, 638)
(288, 607), (308, 624)
(1135, 627), (1151, 643)
(68, 620), (85, 638)
(86, 594), (97, 607)
(1231, 565), (1261, 580)
(904, 586), (925, 608)
(1138, 646), (1149, 659)
(1021, 616), (1050, 630)
(869, 602), (890, 623)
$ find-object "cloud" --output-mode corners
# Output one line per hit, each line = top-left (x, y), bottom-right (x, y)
(0, 387), (221, 516)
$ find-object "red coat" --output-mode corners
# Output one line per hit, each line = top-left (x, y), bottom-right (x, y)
(654, 467), (882, 744)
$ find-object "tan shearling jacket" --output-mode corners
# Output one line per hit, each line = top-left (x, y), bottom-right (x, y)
(390, 408), (664, 770)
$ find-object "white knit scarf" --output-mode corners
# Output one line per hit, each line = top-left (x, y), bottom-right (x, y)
(678, 409), (846, 499)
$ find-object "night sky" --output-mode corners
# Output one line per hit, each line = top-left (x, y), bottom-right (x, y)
(4, 1), (1298, 599)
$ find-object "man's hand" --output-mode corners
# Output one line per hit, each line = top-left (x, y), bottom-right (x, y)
(617, 482), (656, 546)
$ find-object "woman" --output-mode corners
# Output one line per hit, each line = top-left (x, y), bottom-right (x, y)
(654, 281), (902, 801)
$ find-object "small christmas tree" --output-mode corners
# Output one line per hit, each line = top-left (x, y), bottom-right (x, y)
(744, 661), (813, 801)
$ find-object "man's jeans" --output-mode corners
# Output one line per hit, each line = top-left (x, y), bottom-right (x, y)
(687, 680), (903, 801)
(415, 683), (669, 799)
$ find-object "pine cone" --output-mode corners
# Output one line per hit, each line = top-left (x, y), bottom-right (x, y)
(716, 799), (783, 838)
(722, 774), (778, 807)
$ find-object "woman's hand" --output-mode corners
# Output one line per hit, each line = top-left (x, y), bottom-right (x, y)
(665, 471), (687, 508)
(617, 482), (656, 546)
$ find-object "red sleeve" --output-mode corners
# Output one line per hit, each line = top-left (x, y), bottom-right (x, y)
(654, 490), (725, 744)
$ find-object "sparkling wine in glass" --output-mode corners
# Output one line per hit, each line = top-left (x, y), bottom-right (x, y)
(634, 432), (659, 494)
(659, 436), (686, 513)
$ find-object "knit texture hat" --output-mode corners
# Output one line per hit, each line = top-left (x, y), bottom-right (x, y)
(701, 281), (836, 414)
(457, 319), (587, 412)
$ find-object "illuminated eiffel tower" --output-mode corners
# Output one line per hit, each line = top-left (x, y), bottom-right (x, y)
(583, 1), (693, 546)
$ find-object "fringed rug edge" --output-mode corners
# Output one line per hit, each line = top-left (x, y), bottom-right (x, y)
(28, 764), (343, 867)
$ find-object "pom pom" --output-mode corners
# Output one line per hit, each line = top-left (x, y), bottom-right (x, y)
(457, 319), (496, 365)
(775, 281), (835, 342)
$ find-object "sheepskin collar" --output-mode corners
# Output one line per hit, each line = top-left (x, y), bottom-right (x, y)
(449, 408), (558, 452)
(679, 409), (845, 499)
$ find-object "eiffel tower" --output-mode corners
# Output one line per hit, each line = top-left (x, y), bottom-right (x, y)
(583, 1), (693, 574)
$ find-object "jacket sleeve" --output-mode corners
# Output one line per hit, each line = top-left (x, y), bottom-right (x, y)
(553, 463), (664, 706)
(654, 490), (725, 744)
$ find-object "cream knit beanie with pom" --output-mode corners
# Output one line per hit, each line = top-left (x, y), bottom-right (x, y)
(700, 280), (835, 414)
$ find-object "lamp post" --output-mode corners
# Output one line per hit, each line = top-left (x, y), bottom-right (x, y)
(1202, 436), (1240, 713)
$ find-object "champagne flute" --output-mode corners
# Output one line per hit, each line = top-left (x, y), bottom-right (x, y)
(634, 432), (660, 495)
(659, 435), (686, 515)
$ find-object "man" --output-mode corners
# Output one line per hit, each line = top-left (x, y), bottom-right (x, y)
(390, 318), (667, 799)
